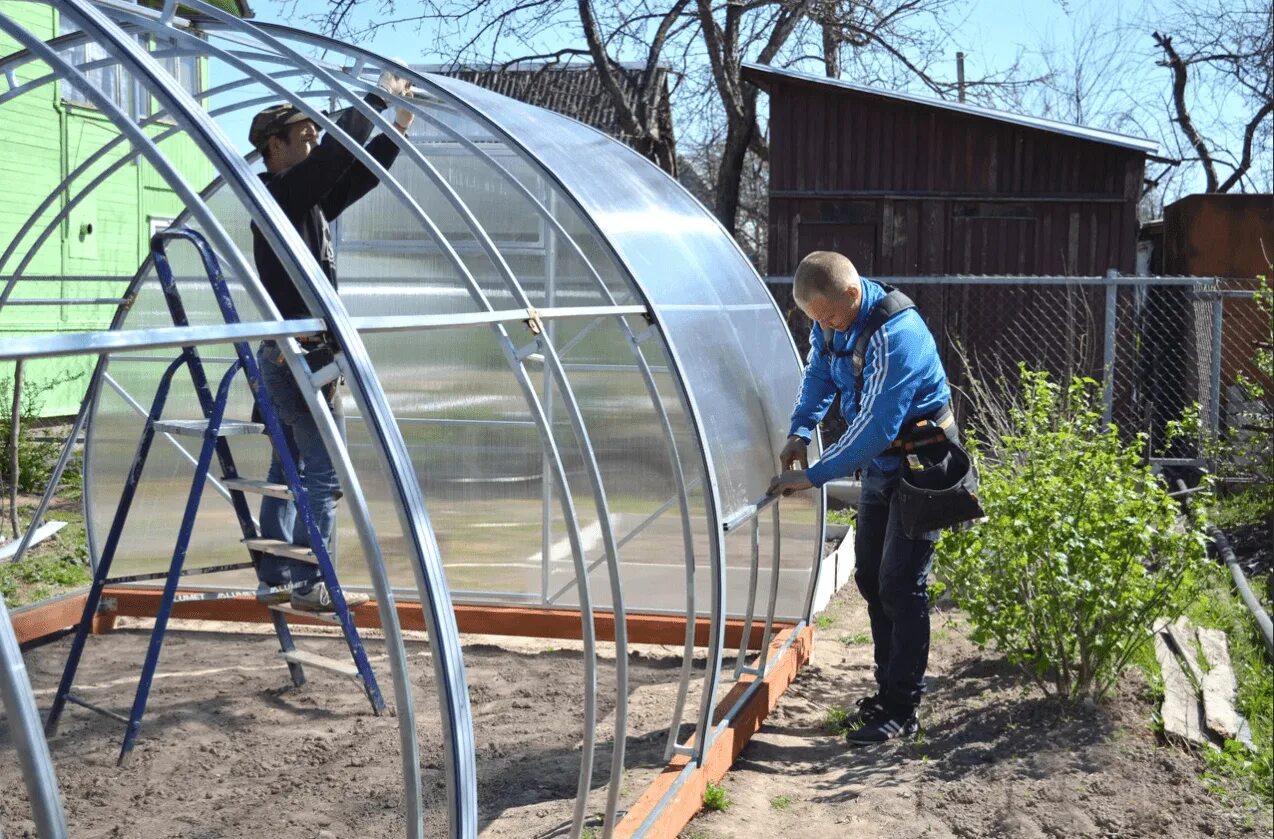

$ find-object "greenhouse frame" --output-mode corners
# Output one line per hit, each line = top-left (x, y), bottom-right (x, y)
(0, 2), (825, 837)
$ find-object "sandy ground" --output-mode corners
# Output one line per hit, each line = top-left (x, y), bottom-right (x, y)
(681, 585), (1268, 839)
(0, 617), (707, 838)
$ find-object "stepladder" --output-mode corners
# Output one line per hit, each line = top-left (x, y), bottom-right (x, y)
(45, 228), (384, 765)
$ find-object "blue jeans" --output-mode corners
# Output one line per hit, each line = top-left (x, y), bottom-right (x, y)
(853, 463), (938, 715)
(254, 341), (340, 592)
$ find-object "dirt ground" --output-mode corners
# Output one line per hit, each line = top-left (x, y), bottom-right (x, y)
(0, 618), (703, 838)
(681, 584), (1269, 839)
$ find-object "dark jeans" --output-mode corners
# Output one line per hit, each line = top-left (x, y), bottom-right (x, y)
(254, 341), (340, 592)
(854, 463), (938, 715)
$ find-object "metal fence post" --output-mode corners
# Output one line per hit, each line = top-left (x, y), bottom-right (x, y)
(1102, 271), (1118, 425)
(1209, 280), (1224, 434)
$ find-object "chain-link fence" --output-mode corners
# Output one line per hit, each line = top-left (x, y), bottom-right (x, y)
(768, 275), (1272, 465)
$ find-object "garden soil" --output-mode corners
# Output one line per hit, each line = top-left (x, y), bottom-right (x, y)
(0, 618), (699, 838)
(1, 585), (1267, 838)
(681, 584), (1269, 839)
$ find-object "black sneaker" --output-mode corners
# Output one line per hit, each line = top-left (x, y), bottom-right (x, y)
(845, 694), (887, 728)
(845, 711), (919, 745)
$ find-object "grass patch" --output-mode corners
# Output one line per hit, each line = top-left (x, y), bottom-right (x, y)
(1179, 564), (1273, 823)
(813, 612), (835, 631)
(826, 508), (855, 526)
(769, 793), (794, 810)
(839, 631), (871, 645)
(1, 505), (90, 607)
(822, 705), (851, 736)
(702, 781), (730, 812)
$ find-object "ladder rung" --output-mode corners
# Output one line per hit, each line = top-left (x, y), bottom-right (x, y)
(223, 478), (293, 500)
(671, 743), (696, 757)
(269, 602), (342, 624)
(153, 418), (263, 437)
(65, 693), (131, 724)
(281, 649), (359, 678)
(242, 538), (318, 564)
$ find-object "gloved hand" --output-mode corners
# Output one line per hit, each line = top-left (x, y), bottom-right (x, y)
(394, 105), (415, 133)
(377, 66), (411, 99)
(779, 435), (809, 470)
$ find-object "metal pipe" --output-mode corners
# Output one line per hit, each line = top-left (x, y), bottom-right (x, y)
(1211, 526), (1274, 657)
(13, 6), (459, 834)
(0, 592), (66, 838)
(732, 518), (761, 679)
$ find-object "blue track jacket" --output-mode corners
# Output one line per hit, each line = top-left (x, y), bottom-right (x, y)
(789, 278), (950, 487)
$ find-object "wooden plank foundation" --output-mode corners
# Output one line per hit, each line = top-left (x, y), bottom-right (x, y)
(11, 589), (814, 838)
(11, 587), (795, 650)
(615, 623), (815, 838)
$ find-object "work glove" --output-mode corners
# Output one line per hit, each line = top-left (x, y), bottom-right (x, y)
(377, 65), (411, 99)
(394, 104), (415, 134)
(779, 435), (809, 471)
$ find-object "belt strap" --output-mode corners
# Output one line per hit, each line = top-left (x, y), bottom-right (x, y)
(886, 405), (956, 453)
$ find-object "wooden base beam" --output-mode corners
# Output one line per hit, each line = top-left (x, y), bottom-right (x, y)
(11, 587), (795, 651)
(615, 623), (815, 838)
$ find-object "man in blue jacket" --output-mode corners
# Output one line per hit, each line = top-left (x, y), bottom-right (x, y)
(768, 250), (951, 745)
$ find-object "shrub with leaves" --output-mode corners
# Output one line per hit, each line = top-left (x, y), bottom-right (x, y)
(940, 367), (1210, 700)
(0, 369), (83, 495)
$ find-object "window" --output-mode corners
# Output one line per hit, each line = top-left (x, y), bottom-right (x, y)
(57, 16), (137, 117)
(57, 8), (201, 121)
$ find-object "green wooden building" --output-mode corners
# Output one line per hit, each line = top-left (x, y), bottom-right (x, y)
(0, 0), (249, 417)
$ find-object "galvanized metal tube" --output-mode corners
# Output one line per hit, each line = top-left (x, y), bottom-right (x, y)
(732, 518), (761, 680)
(0, 593), (66, 838)
(755, 500), (783, 676)
(16, 6), (460, 834)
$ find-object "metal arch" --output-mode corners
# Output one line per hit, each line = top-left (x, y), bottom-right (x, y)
(0, 593), (67, 838)
(105, 8), (604, 833)
(400, 113), (701, 762)
(398, 70), (732, 763)
(3, 5), (471, 837)
(0, 63), (317, 276)
(204, 19), (729, 770)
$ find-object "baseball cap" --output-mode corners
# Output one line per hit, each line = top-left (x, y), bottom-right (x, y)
(248, 104), (315, 150)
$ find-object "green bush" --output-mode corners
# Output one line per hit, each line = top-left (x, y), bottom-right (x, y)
(940, 367), (1210, 700)
(0, 369), (83, 495)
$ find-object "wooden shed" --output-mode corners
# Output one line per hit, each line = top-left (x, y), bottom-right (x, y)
(743, 62), (1155, 279)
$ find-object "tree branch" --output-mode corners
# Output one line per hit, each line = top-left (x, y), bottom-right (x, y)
(1155, 31), (1219, 192)
(1218, 99), (1274, 193)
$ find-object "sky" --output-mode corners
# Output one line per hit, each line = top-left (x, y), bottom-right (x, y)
(222, 0), (1267, 200)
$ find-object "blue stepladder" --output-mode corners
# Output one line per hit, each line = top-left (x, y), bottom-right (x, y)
(44, 228), (385, 765)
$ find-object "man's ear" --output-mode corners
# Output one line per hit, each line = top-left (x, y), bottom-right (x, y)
(262, 135), (281, 164)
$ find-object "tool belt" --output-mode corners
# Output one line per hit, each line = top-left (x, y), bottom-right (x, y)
(888, 405), (986, 539)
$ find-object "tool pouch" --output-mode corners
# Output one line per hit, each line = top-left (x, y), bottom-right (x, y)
(896, 440), (985, 539)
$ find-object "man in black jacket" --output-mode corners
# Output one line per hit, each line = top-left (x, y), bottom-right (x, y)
(248, 73), (414, 612)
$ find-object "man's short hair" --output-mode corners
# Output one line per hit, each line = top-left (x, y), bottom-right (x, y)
(793, 251), (859, 302)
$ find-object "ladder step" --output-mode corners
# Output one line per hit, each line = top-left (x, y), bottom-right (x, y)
(223, 478), (293, 500)
(269, 602), (342, 624)
(242, 538), (318, 564)
(153, 418), (263, 437)
(281, 649), (360, 678)
(65, 693), (131, 725)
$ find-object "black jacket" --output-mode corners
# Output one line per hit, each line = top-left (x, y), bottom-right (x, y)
(251, 94), (400, 319)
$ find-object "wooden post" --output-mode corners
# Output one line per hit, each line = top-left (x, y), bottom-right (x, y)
(8, 359), (22, 541)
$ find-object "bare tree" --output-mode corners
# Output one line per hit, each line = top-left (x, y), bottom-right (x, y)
(1152, 0), (1273, 194)
(294, 0), (992, 246)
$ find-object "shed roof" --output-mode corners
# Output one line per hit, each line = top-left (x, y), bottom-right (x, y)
(742, 62), (1157, 154)
(420, 62), (675, 150)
